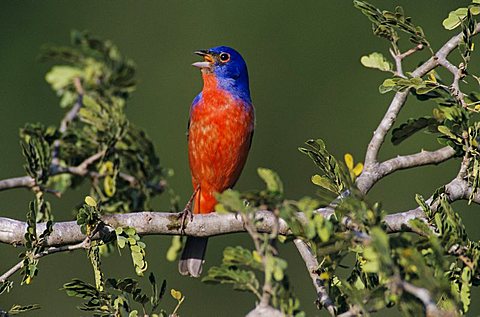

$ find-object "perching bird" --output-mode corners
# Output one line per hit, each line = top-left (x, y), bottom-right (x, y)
(178, 46), (255, 277)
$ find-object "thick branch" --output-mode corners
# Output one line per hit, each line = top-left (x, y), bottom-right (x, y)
(2, 175), (478, 248)
(0, 206), (434, 249)
(364, 90), (409, 168)
(356, 146), (455, 194)
(0, 176), (35, 191)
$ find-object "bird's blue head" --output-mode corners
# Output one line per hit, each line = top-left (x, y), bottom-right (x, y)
(193, 46), (251, 103)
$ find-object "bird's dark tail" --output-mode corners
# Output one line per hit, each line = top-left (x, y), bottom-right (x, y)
(178, 237), (208, 277)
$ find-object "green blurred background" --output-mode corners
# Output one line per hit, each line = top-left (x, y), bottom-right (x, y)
(0, 1), (478, 316)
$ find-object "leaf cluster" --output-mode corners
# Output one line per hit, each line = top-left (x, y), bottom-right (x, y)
(63, 273), (169, 317)
(353, 0), (430, 51)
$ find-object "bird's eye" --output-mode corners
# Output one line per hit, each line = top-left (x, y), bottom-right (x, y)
(219, 53), (230, 63)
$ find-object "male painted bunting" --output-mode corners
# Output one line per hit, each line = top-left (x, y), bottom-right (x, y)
(178, 46), (255, 277)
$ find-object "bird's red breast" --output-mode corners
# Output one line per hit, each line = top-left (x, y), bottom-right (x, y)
(188, 73), (254, 214)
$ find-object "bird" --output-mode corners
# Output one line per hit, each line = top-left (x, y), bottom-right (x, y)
(178, 46), (255, 277)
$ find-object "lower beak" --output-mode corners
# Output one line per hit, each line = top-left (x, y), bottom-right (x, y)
(192, 50), (214, 69)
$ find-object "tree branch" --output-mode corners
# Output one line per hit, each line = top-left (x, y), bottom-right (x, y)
(382, 177), (480, 234)
(293, 239), (336, 316)
(52, 77), (84, 164)
(0, 176), (35, 191)
(356, 146), (456, 194)
(436, 56), (467, 108)
(0, 150), (162, 193)
(362, 24), (480, 192)
(0, 151), (105, 192)
(397, 279), (442, 317)
(2, 174), (478, 249)
(0, 236), (91, 283)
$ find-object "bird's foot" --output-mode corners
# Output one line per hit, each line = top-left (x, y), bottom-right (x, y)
(178, 186), (199, 233)
(178, 204), (194, 234)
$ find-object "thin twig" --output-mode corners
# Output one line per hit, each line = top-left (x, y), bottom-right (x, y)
(293, 239), (336, 316)
(389, 48), (405, 78)
(52, 77), (84, 164)
(0, 237), (91, 283)
(436, 57), (467, 108)
(389, 44), (423, 78)
(398, 279), (442, 316)
(0, 151), (158, 193)
(399, 44), (424, 60)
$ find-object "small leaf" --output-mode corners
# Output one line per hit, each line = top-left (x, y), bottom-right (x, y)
(8, 304), (41, 314)
(352, 163), (363, 176)
(360, 52), (392, 72)
(45, 66), (83, 90)
(344, 153), (354, 170)
(170, 289), (182, 301)
(166, 236), (182, 262)
(85, 196), (97, 207)
(257, 167), (283, 194)
(215, 189), (246, 213)
(443, 8), (469, 30)
(311, 175), (337, 193)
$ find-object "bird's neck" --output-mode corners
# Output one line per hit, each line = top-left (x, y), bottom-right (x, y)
(201, 72), (251, 104)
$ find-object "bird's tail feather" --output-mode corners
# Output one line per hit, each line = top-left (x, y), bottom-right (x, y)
(178, 236), (208, 277)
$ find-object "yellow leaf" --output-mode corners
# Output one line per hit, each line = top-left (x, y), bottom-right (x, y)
(25, 276), (32, 285)
(104, 175), (116, 197)
(319, 272), (330, 281)
(171, 289), (182, 301)
(252, 251), (263, 263)
(99, 161), (114, 175)
(85, 196), (97, 207)
(352, 163), (364, 176)
(344, 153), (354, 170)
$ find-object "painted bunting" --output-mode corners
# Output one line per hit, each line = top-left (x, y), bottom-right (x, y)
(179, 46), (255, 277)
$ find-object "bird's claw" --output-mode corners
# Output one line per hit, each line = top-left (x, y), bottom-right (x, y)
(178, 205), (194, 234)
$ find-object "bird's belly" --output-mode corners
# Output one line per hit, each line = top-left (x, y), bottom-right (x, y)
(188, 103), (254, 192)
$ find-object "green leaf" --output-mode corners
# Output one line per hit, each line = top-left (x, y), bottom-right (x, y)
(460, 267), (471, 312)
(443, 7), (469, 30)
(222, 246), (263, 270)
(0, 281), (13, 295)
(45, 65), (83, 91)
(215, 189), (246, 213)
(8, 304), (41, 315)
(354, 0), (430, 47)
(360, 52), (392, 72)
(257, 167), (283, 194)
(311, 175), (337, 193)
(166, 236), (182, 262)
(202, 265), (260, 295)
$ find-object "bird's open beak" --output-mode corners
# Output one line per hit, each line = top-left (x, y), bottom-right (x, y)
(192, 50), (214, 69)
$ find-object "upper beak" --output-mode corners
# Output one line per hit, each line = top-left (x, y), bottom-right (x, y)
(192, 50), (214, 69)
